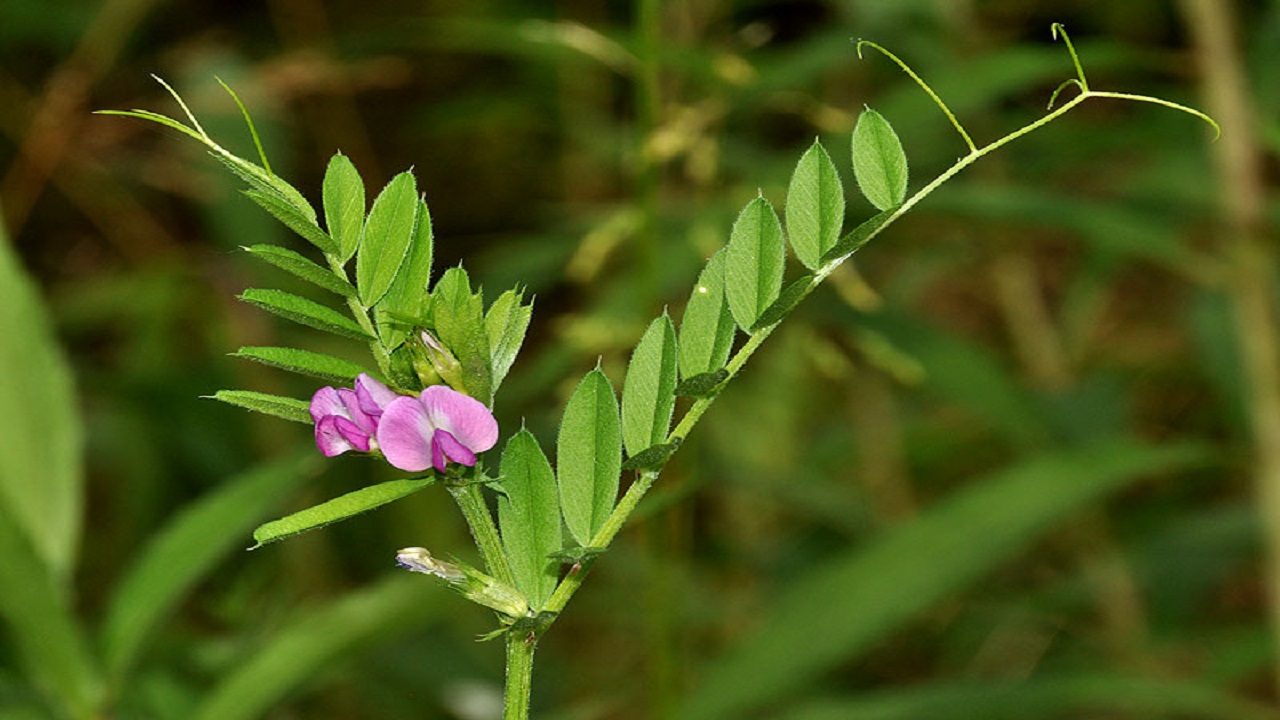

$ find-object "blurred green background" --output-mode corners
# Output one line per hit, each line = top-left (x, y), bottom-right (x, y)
(3, 0), (1280, 718)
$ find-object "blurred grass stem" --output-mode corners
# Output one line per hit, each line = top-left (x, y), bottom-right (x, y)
(1178, 0), (1280, 691)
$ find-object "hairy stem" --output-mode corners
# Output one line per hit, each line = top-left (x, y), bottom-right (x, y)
(448, 482), (515, 587)
(503, 632), (536, 720)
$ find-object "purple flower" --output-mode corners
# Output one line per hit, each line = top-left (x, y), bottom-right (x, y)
(376, 385), (499, 473)
(309, 373), (399, 457)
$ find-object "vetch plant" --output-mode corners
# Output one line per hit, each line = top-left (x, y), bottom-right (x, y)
(100, 25), (1217, 719)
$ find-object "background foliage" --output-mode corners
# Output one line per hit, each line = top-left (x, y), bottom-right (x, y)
(2, 0), (1279, 718)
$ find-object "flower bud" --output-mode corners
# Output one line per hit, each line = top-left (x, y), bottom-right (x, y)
(416, 330), (467, 393)
(396, 547), (530, 618)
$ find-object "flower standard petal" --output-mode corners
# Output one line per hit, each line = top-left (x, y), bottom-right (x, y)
(377, 395), (436, 472)
(419, 385), (499, 454)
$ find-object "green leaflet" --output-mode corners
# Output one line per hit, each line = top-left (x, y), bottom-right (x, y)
(239, 288), (371, 340)
(243, 244), (355, 297)
(101, 453), (316, 679)
(786, 141), (845, 271)
(231, 346), (370, 384)
(242, 189), (337, 256)
(486, 288), (533, 394)
(356, 171), (418, 307)
(819, 208), (895, 266)
(498, 430), (563, 609)
(430, 267), (492, 404)
(375, 198), (434, 348)
(251, 478), (437, 548)
(208, 390), (312, 424)
(751, 274), (815, 331)
(620, 440), (681, 471)
(323, 152), (366, 263)
(678, 249), (736, 379)
(621, 314), (678, 457)
(211, 151), (317, 225)
(851, 108), (908, 211)
(557, 368), (622, 546)
(674, 369), (729, 398)
(724, 197), (785, 332)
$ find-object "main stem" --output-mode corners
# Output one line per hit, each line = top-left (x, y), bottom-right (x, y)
(504, 632), (536, 720)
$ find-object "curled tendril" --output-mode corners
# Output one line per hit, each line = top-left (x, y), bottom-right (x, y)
(1049, 23), (1221, 140)
(854, 38), (976, 153)
(1047, 78), (1086, 110)
(1051, 23), (1090, 92)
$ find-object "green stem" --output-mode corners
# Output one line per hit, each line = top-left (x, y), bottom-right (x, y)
(325, 255), (394, 379)
(448, 482), (515, 587)
(503, 631), (536, 720)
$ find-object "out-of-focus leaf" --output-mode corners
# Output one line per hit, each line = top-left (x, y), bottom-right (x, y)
(242, 244), (355, 297)
(725, 197), (785, 331)
(498, 430), (562, 609)
(0, 218), (82, 583)
(231, 346), (369, 384)
(621, 314), (678, 457)
(859, 312), (1046, 450)
(251, 478), (436, 548)
(778, 676), (1278, 720)
(557, 368), (622, 546)
(375, 198), (433, 348)
(239, 288), (370, 340)
(323, 152), (365, 263)
(0, 509), (99, 719)
(851, 109), (908, 211)
(679, 249), (736, 379)
(101, 453), (318, 680)
(208, 390), (312, 424)
(356, 171), (418, 307)
(786, 140), (845, 270)
(191, 576), (446, 720)
(677, 441), (1207, 720)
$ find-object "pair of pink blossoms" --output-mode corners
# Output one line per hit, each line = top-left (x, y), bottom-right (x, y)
(309, 374), (498, 473)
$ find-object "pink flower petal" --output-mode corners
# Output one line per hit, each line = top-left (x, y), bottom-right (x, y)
(355, 373), (398, 417)
(310, 386), (344, 423)
(418, 385), (498, 454)
(334, 416), (372, 452)
(316, 415), (356, 456)
(377, 395), (435, 472)
(433, 429), (476, 469)
(337, 388), (377, 435)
